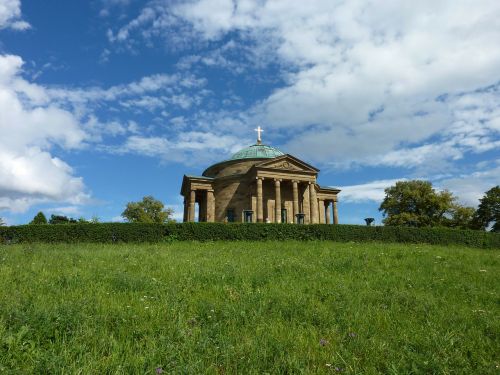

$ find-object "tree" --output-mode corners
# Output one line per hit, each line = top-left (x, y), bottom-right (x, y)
(30, 211), (48, 224)
(49, 214), (78, 224)
(121, 196), (174, 224)
(0, 217), (5, 226)
(448, 205), (476, 229)
(472, 186), (500, 232)
(379, 180), (456, 227)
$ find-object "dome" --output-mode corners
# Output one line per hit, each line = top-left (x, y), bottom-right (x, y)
(230, 144), (285, 160)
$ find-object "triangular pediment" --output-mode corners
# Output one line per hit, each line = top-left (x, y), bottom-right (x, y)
(255, 154), (319, 173)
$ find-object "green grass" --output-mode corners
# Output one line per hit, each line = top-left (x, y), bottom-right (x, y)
(0, 242), (498, 374)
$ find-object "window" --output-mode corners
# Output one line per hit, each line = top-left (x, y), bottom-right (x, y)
(226, 209), (235, 222)
(243, 210), (253, 223)
(281, 209), (287, 223)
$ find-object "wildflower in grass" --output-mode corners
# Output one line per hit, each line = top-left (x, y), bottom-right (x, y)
(335, 367), (344, 372)
(155, 367), (163, 374)
(349, 332), (356, 338)
(319, 338), (328, 346)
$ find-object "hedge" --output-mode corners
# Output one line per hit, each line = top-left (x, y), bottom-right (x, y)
(0, 223), (498, 248)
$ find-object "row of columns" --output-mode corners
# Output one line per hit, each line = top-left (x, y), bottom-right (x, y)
(321, 199), (339, 225)
(184, 189), (215, 222)
(255, 177), (338, 224)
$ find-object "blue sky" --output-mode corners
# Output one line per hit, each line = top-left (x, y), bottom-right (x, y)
(0, 0), (499, 225)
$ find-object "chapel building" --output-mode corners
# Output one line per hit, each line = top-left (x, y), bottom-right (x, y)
(180, 129), (340, 224)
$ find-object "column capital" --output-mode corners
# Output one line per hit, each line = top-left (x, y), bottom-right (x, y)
(256, 176), (264, 181)
(274, 178), (282, 183)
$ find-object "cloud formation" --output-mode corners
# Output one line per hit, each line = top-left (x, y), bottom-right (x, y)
(113, 131), (247, 165)
(109, 0), (500, 172)
(0, 54), (88, 212)
(0, 52), (223, 212)
(0, 0), (30, 30)
(339, 179), (407, 203)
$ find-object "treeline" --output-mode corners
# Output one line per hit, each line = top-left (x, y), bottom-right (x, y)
(30, 212), (100, 225)
(16, 196), (174, 226)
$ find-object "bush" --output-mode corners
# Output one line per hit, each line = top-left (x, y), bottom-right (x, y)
(0, 223), (498, 248)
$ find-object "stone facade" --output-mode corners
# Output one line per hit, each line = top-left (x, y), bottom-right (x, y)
(180, 145), (340, 224)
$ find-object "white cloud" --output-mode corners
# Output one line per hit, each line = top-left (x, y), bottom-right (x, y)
(0, 0), (30, 30)
(117, 131), (247, 165)
(339, 179), (406, 203)
(337, 161), (500, 208)
(0, 54), (89, 213)
(46, 72), (207, 116)
(437, 162), (500, 207)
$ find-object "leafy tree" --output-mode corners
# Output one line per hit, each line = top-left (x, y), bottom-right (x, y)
(49, 214), (78, 224)
(121, 196), (174, 224)
(90, 215), (100, 224)
(379, 180), (456, 227)
(448, 205), (476, 229)
(472, 186), (500, 232)
(0, 217), (5, 226)
(30, 211), (48, 224)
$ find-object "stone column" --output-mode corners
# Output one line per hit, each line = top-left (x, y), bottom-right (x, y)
(309, 182), (318, 224)
(303, 183), (310, 224)
(292, 180), (299, 224)
(274, 179), (281, 223)
(318, 199), (325, 223)
(325, 200), (331, 224)
(256, 177), (264, 222)
(333, 199), (338, 224)
(183, 198), (188, 222)
(189, 189), (196, 222)
(206, 190), (215, 222)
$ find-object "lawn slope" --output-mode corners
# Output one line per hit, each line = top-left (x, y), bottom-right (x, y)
(0, 241), (498, 373)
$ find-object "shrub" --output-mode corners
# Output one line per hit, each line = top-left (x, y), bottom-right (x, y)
(0, 223), (498, 248)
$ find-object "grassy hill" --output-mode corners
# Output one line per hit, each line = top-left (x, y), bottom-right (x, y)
(0, 241), (498, 373)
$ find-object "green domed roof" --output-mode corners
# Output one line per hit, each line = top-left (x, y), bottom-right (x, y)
(230, 144), (285, 160)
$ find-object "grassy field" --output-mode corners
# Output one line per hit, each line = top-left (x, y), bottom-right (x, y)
(0, 242), (498, 374)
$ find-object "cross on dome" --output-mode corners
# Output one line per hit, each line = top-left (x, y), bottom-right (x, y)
(254, 126), (264, 144)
